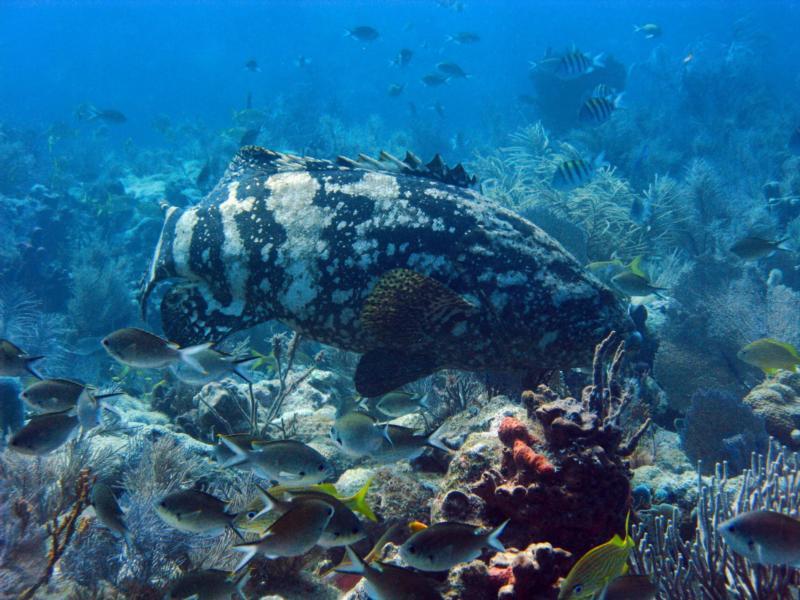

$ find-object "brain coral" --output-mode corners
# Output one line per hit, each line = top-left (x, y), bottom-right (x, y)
(742, 370), (800, 447)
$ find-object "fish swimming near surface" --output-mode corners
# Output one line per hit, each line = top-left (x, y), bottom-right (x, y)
(346, 26), (379, 42)
(597, 575), (656, 600)
(391, 48), (414, 67)
(91, 483), (133, 547)
(0, 339), (44, 379)
(633, 24), (662, 39)
(140, 146), (631, 397)
(387, 83), (405, 97)
(558, 512), (635, 600)
(166, 569), (251, 600)
(737, 338), (800, 374)
(555, 50), (605, 80)
(719, 510), (800, 567)
(8, 410), (80, 455)
(446, 31), (480, 44)
(336, 546), (443, 600)
(399, 520), (508, 571)
(421, 73), (449, 87)
(244, 59), (260, 72)
(436, 62), (470, 79)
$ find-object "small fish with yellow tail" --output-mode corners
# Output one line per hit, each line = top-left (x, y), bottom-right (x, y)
(558, 512), (634, 600)
(268, 477), (377, 522)
(737, 338), (800, 374)
(730, 236), (791, 261)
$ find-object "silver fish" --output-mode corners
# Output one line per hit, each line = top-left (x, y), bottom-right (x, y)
(220, 435), (334, 484)
(8, 411), (79, 455)
(166, 569), (250, 600)
(155, 489), (242, 537)
(399, 520), (508, 571)
(0, 339), (43, 379)
(719, 510), (800, 567)
(91, 483), (133, 547)
(330, 411), (390, 457)
(337, 547), (442, 599)
(101, 327), (211, 373)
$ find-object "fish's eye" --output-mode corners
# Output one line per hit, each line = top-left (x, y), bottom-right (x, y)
(408, 545), (416, 554)
(728, 526), (736, 533)
(299, 471), (306, 477)
(352, 527), (359, 534)
(102, 339), (109, 346)
(247, 511), (257, 519)
(573, 585), (583, 594)
(318, 464), (325, 471)
(337, 436), (343, 444)
(747, 539), (755, 549)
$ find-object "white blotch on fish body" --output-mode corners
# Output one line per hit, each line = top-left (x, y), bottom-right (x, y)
(325, 172), (400, 201)
(266, 171), (327, 315)
(173, 208), (200, 279)
(219, 182), (256, 305)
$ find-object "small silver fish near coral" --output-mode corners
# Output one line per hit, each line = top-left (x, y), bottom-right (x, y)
(220, 435), (334, 484)
(330, 411), (391, 457)
(101, 327), (212, 373)
(0, 339), (43, 379)
(21, 378), (87, 412)
(337, 546), (443, 600)
(374, 390), (428, 417)
(170, 347), (255, 385)
(166, 569), (251, 600)
(8, 411), (79, 455)
(719, 510), (800, 567)
(91, 483), (133, 547)
(730, 236), (790, 261)
(155, 489), (242, 537)
(233, 498), (334, 570)
(399, 520), (508, 571)
(634, 23), (662, 39)
(346, 26), (379, 42)
(374, 423), (451, 463)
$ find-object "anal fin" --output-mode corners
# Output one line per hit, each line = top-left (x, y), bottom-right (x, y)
(354, 348), (438, 397)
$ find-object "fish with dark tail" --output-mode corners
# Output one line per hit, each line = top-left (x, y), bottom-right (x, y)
(139, 146), (631, 397)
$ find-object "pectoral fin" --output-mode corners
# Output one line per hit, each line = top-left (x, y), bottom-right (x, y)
(354, 348), (438, 397)
(360, 269), (477, 349)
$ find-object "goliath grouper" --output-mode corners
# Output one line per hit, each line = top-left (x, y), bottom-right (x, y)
(140, 146), (630, 397)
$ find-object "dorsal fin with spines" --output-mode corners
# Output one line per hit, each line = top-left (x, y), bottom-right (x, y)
(335, 150), (478, 188)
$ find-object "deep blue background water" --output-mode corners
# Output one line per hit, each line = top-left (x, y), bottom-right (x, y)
(2, 0), (798, 150)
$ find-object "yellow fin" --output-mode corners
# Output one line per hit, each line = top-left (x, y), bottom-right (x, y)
(350, 477), (377, 523)
(627, 255), (646, 278)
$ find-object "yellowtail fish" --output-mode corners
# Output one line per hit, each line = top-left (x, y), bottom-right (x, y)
(587, 256), (646, 285)
(555, 50), (605, 80)
(155, 489), (243, 537)
(337, 547), (443, 600)
(232, 498), (334, 571)
(166, 569), (251, 600)
(245, 487), (365, 548)
(730, 236), (790, 261)
(552, 153), (607, 190)
(8, 411), (79, 455)
(399, 520), (508, 571)
(91, 483), (133, 547)
(598, 575), (656, 600)
(737, 338), (800, 374)
(0, 339), (43, 379)
(558, 512), (634, 600)
(266, 477), (376, 522)
(101, 327), (211, 373)
(219, 435), (334, 484)
(719, 510), (800, 567)
(610, 271), (666, 298)
(330, 411), (391, 457)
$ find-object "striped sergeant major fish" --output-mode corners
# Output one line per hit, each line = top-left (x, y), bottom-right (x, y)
(552, 153), (609, 190)
(555, 49), (605, 80)
(578, 94), (624, 125)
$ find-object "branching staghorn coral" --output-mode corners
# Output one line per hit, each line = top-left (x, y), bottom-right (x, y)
(632, 443), (800, 598)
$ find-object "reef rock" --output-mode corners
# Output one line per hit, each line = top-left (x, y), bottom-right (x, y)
(743, 370), (800, 447)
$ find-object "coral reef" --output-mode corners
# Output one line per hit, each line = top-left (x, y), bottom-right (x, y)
(678, 388), (768, 475)
(632, 443), (800, 598)
(431, 333), (649, 598)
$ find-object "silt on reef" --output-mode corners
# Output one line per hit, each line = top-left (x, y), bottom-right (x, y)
(438, 332), (651, 599)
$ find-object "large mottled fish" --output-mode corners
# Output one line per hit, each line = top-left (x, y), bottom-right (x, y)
(140, 146), (630, 397)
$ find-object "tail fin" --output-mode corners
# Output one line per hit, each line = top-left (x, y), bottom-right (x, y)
(486, 519), (509, 552)
(336, 546), (367, 574)
(219, 435), (250, 468)
(234, 569), (252, 599)
(592, 52), (606, 69)
(426, 423), (452, 454)
(232, 356), (257, 383)
(179, 342), (213, 374)
(627, 255), (646, 278)
(252, 485), (286, 520)
(613, 92), (626, 109)
(593, 151), (609, 170)
(352, 477), (377, 522)
(232, 543), (259, 572)
(25, 356), (44, 380)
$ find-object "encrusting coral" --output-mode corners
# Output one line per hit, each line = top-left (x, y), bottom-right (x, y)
(436, 332), (650, 598)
